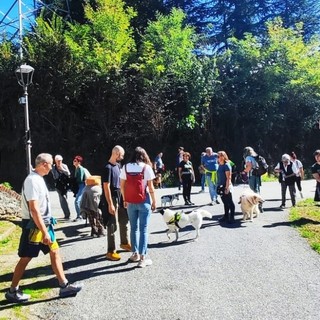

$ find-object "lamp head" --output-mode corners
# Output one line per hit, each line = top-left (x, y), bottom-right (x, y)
(15, 64), (34, 87)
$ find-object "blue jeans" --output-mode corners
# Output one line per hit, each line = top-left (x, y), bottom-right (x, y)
(205, 175), (217, 201)
(127, 199), (152, 256)
(201, 174), (205, 191)
(75, 182), (85, 218)
(249, 175), (261, 193)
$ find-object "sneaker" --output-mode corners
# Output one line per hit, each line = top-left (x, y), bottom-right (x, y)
(106, 252), (121, 261)
(300, 192), (303, 199)
(215, 199), (220, 204)
(279, 205), (285, 209)
(199, 190), (205, 193)
(59, 282), (83, 298)
(5, 289), (30, 303)
(137, 258), (152, 268)
(210, 201), (216, 206)
(73, 216), (83, 222)
(120, 243), (132, 252)
(129, 252), (140, 262)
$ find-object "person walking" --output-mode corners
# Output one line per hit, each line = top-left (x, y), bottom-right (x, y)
(51, 154), (71, 219)
(243, 146), (264, 212)
(120, 147), (156, 268)
(311, 149), (320, 202)
(178, 152), (195, 205)
(217, 151), (235, 224)
(199, 152), (206, 193)
(176, 147), (184, 190)
(100, 145), (131, 261)
(274, 154), (298, 209)
(73, 155), (90, 221)
(154, 152), (165, 174)
(5, 153), (83, 303)
(201, 147), (219, 205)
(290, 152), (304, 198)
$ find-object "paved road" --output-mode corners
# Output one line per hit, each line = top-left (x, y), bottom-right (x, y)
(23, 181), (320, 319)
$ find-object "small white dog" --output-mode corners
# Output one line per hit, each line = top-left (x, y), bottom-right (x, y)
(239, 190), (264, 222)
(161, 194), (179, 207)
(159, 208), (212, 241)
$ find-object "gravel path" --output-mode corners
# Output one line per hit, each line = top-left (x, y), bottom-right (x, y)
(26, 180), (320, 319)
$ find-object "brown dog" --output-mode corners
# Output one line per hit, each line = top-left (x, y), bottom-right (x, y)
(153, 173), (162, 189)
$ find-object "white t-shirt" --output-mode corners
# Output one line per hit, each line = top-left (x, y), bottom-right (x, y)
(292, 159), (303, 176)
(120, 162), (155, 190)
(21, 171), (52, 224)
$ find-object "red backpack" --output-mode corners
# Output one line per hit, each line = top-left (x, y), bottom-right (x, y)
(124, 164), (147, 203)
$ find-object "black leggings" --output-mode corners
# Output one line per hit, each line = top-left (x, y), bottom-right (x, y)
(221, 192), (235, 221)
(295, 176), (302, 192)
(182, 176), (192, 202)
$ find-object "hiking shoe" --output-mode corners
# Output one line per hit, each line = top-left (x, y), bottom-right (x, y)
(106, 252), (121, 261)
(137, 258), (152, 268)
(120, 243), (132, 252)
(59, 282), (83, 298)
(129, 252), (140, 262)
(5, 289), (30, 303)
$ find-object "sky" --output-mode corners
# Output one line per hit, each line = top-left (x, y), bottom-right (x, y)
(0, 0), (38, 41)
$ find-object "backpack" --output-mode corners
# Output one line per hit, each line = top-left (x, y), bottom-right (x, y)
(252, 155), (268, 176)
(124, 165), (147, 203)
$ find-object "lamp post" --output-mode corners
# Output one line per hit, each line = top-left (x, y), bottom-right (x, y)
(15, 64), (35, 174)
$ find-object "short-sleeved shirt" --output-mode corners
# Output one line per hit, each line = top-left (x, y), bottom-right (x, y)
(201, 154), (218, 173)
(102, 162), (121, 197)
(311, 162), (320, 176)
(217, 163), (231, 186)
(120, 162), (155, 189)
(22, 171), (51, 224)
(179, 160), (193, 176)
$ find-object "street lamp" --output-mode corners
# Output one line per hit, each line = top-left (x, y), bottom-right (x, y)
(15, 64), (35, 174)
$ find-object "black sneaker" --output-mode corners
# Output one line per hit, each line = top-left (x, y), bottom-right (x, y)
(5, 289), (30, 303)
(215, 199), (220, 204)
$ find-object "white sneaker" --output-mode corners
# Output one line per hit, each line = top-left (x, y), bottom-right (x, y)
(129, 252), (140, 262)
(137, 258), (152, 268)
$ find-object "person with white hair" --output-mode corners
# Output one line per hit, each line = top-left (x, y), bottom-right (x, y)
(5, 153), (83, 303)
(51, 154), (71, 219)
(274, 153), (298, 209)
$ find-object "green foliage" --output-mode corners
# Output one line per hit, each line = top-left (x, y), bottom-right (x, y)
(139, 8), (195, 79)
(0, 182), (12, 189)
(65, 0), (136, 73)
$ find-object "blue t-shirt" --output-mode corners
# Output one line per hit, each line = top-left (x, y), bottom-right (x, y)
(217, 163), (231, 186)
(202, 154), (218, 173)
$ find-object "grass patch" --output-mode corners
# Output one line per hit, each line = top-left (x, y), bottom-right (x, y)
(289, 199), (320, 254)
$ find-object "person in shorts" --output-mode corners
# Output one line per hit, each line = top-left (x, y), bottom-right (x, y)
(5, 153), (83, 303)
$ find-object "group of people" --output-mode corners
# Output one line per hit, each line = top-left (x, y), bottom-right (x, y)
(6, 145), (320, 304)
(5, 146), (157, 303)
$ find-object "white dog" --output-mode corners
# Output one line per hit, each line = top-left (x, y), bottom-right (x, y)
(239, 190), (264, 222)
(161, 194), (179, 207)
(159, 208), (212, 241)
